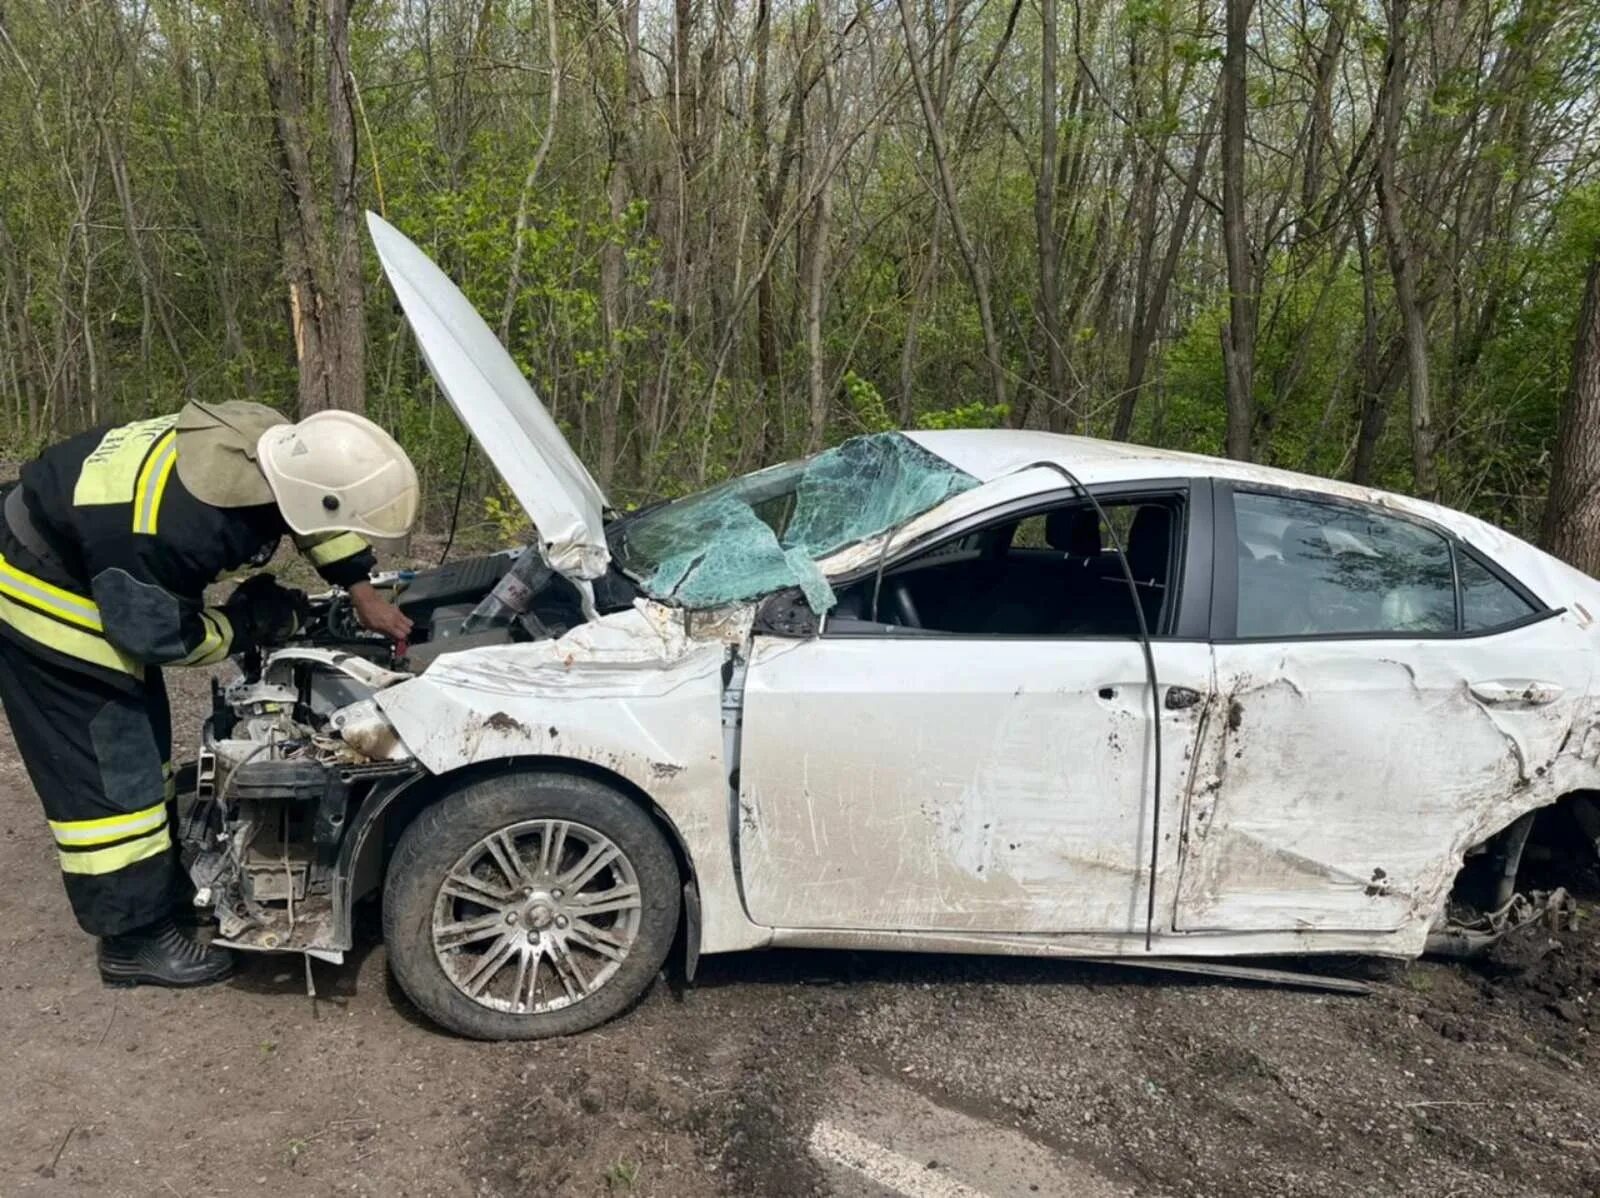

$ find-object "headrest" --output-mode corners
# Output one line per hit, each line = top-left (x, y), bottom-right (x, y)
(1046, 507), (1101, 556)
(1126, 505), (1171, 581)
(1278, 519), (1326, 561)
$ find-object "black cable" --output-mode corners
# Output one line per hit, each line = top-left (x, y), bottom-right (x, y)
(1021, 461), (1164, 950)
(437, 437), (473, 567)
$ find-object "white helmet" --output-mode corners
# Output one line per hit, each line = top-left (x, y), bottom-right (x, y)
(257, 411), (420, 543)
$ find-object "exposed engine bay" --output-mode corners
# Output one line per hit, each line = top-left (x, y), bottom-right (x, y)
(180, 549), (631, 961)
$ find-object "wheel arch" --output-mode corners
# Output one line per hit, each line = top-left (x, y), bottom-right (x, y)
(1436, 787), (1600, 924)
(332, 755), (700, 954)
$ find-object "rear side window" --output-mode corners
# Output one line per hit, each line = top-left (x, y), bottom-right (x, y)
(1234, 492), (1456, 637)
(1458, 551), (1538, 631)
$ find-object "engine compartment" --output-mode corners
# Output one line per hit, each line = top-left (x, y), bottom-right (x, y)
(181, 549), (625, 959)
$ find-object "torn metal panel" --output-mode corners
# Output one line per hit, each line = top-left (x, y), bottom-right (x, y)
(1175, 615), (1600, 946)
(737, 635), (1213, 933)
(372, 599), (768, 956)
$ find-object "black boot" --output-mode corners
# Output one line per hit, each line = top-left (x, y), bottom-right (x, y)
(98, 917), (236, 988)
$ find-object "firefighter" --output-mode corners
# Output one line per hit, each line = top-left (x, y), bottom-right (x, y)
(0, 400), (419, 988)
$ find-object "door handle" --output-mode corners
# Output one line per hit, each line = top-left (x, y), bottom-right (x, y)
(1164, 685), (1202, 711)
(1469, 680), (1563, 707)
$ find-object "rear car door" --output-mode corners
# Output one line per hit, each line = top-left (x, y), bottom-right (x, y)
(1174, 484), (1586, 934)
(737, 482), (1215, 935)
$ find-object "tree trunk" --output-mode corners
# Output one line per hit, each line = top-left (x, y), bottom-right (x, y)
(1375, 0), (1437, 497)
(1116, 86), (1220, 441)
(1220, 0), (1255, 461)
(499, 0), (561, 341)
(896, 0), (1007, 416)
(325, 0), (365, 415)
(802, 4), (835, 452)
(1542, 246), (1600, 573)
(254, 0), (365, 416)
(1035, 0), (1068, 431)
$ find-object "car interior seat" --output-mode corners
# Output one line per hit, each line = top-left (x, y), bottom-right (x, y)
(1122, 505), (1172, 629)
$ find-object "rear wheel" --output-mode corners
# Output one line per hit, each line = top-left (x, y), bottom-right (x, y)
(383, 771), (680, 1039)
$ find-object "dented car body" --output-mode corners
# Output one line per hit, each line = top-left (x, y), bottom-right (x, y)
(180, 216), (1600, 1038)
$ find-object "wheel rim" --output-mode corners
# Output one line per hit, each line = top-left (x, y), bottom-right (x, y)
(430, 819), (643, 1015)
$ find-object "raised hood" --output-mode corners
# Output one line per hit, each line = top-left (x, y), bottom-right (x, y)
(366, 212), (610, 580)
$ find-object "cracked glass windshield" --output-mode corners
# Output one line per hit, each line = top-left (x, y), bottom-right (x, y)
(616, 433), (978, 613)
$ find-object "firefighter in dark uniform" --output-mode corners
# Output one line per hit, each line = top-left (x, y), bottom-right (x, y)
(0, 400), (419, 988)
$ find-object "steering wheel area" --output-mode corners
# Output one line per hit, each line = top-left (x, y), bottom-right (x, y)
(889, 579), (923, 629)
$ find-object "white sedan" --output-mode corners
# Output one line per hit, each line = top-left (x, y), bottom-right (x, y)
(182, 216), (1600, 1039)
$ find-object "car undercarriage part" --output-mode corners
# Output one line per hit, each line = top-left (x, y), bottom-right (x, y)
(1086, 957), (1373, 995)
(1426, 888), (1576, 959)
(1428, 796), (1596, 958)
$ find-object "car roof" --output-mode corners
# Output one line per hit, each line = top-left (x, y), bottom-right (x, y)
(908, 428), (1454, 522)
(898, 429), (1597, 615)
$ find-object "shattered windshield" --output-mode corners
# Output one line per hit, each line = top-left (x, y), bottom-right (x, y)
(616, 433), (977, 613)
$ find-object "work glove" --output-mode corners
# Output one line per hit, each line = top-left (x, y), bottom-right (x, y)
(223, 573), (307, 647)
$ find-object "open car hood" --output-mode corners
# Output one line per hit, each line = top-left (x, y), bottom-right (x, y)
(366, 212), (610, 580)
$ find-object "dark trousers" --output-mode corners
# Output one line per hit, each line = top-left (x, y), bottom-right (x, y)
(0, 635), (173, 936)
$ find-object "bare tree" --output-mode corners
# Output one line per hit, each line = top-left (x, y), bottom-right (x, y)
(1542, 243), (1600, 573)
(253, 0), (365, 415)
(1374, 0), (1437, 497)
(1219, 0), (1255, 460)
(1035, 0), (1068, 431)
(896, 0), (1007, 416)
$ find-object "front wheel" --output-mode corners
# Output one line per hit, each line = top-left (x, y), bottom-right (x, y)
(382, 771), (681, 1040)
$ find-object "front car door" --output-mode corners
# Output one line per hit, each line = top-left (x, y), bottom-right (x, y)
(1174, 484), (1587, 934)
(737, 480), (1214, 935)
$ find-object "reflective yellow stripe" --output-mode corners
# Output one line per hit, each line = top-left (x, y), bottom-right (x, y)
(0, 550), (138, 674)
(73, 415), (179, 506)
(132, 430), (178, 534)
(0, 564), (139, 676)
(0, 555), (102, 631)
(50, 800), (168, 847)
(57, 825), (171, 876)
(301, 531), (368, 567)
(179, 608), (234, 666)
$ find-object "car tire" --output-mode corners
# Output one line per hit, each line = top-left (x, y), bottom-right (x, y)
(382, 770), (681, 1040)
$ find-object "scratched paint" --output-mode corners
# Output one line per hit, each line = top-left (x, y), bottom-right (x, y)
(371, 599), (769, 957)
(1175, 614), (1599, 942)
(736, 636), (1213, 934)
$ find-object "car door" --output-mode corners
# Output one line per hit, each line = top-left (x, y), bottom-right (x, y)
(736, 482), (1215, 935)
(1173, 484), (1588, 934)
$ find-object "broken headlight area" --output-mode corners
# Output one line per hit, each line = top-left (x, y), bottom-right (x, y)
(181, 648), (420, 961)
(179, 550), (645, 961)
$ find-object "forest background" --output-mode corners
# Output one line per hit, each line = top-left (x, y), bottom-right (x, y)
(2, 0), (1599, 560)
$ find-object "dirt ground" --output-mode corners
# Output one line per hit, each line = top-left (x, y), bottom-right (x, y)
(3, 665), (1600, 1197)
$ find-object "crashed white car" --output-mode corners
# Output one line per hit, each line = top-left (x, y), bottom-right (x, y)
(181, 214), (1600, 1039)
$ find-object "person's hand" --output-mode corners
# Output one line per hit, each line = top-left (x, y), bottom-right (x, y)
(224, 574), (305, 646)
(350, 581), (413, 642)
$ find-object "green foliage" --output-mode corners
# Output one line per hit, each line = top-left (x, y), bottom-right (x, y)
(0, 0), (1595, 544)
(843, 371), (895, 433)
(918, 401), (1012, 430)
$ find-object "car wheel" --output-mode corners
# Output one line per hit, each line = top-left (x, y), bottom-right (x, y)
(382, 770), (681, 1040)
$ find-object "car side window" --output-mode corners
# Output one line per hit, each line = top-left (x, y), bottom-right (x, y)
(1458, 550), (1537, 631)
(828, 493), (1185, 637)
(1233, 492), (1456, 637)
